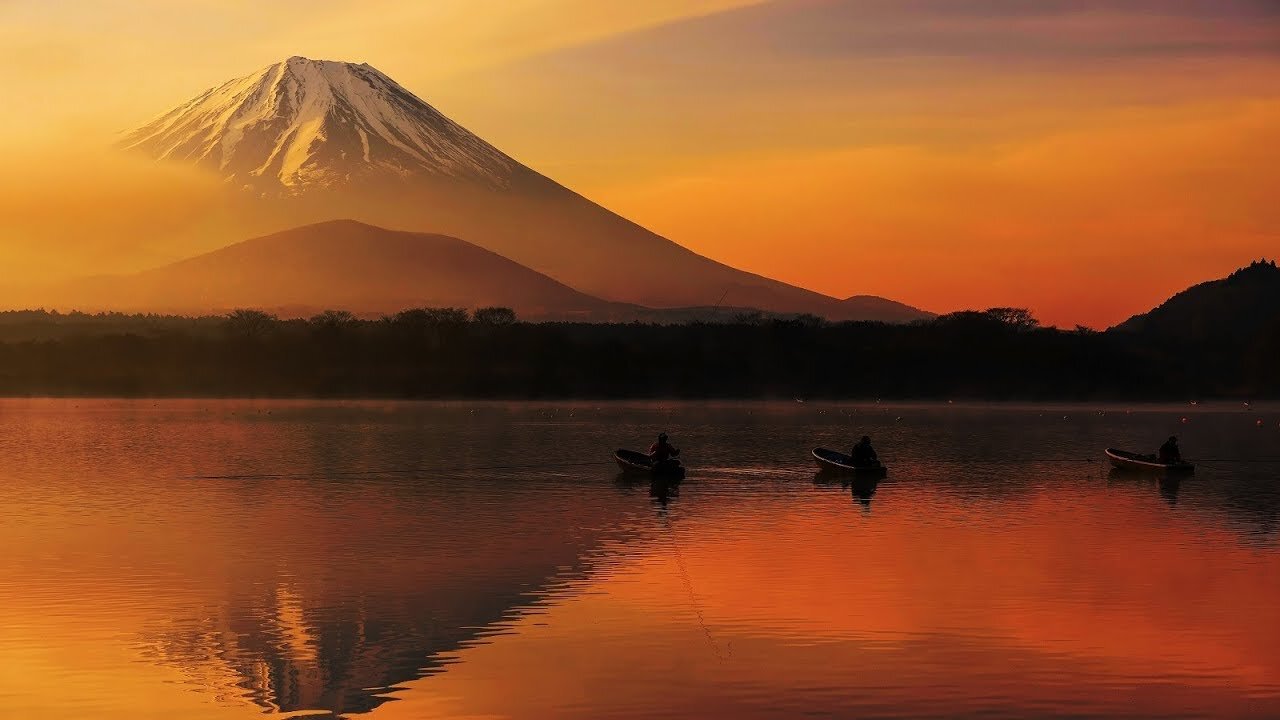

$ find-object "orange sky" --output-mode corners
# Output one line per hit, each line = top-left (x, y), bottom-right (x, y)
(2, 0), (1279, 326)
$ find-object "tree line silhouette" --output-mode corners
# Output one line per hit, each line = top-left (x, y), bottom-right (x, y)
(0, 305), (1276, 399)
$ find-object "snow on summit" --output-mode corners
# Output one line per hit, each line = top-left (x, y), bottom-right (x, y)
(119, 56), (515, 194)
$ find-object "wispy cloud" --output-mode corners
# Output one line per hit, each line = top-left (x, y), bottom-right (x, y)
(624, 0), (1280, 62)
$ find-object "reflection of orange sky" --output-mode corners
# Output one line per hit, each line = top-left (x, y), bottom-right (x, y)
(0, 628), (252, 720)
(374, 485), (1280, 719)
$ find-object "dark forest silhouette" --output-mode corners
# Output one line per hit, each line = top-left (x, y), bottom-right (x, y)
(0, 297), (1275, 399)
(2, 260), (1275, 399)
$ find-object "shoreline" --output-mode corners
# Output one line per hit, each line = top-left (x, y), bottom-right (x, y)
(0, 396), (1273, 410)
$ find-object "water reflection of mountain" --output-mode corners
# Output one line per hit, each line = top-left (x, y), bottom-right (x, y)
(138, 474), (647, 718)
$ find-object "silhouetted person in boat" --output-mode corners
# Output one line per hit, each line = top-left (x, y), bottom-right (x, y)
(850, 436), (878, 467)
(1158, 436), (1182, 464)
(650, 433), (680, 463)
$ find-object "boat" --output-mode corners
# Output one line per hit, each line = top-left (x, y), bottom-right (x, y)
(615, 449), (686, 480)
(1105, 448), (1194, 474)
(812, 448), (888, 477)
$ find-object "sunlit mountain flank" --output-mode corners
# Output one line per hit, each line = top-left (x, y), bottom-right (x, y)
(119, 57), (516, 196)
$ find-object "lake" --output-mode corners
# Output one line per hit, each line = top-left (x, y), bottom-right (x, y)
(1, 399), (1278, 719)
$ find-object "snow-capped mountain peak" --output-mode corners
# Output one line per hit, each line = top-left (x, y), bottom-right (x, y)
(119, 56), (516, 194)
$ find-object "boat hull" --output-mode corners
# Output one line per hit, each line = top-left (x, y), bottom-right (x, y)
(615, 449), (686, 480)
(1105, 448), (1194, 474)
(812, 448), (888, 478)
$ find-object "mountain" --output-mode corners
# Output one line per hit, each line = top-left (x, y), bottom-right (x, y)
(118, 56), (928, 322)
(1113, 259), (1280, 340)
(119, 56), (513, 195)
(837, 295), (931, 324)
(55, 220), (620, 319)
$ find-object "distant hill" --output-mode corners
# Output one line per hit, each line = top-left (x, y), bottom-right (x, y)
(31, 218), (934, 324)
(836, 295), (933, 324)
(1113, 260), (1280, 341)
(51, 220), (620, 320)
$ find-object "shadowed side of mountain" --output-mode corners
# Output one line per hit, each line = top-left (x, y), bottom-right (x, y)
(1113, 259), (1280, 340)
(53, 220), (625, 320)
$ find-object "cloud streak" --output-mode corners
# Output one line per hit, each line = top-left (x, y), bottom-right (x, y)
(541, 0), (1280, 65)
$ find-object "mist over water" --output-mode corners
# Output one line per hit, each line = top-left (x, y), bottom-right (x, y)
(1, 399), (1277, 719)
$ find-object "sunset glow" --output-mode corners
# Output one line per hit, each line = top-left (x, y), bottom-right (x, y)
(2, 0), (1278, 323)
(3, 6), (1278, 714)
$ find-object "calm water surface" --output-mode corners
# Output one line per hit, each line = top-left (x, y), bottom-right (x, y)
(1, 399), (1278, 719)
